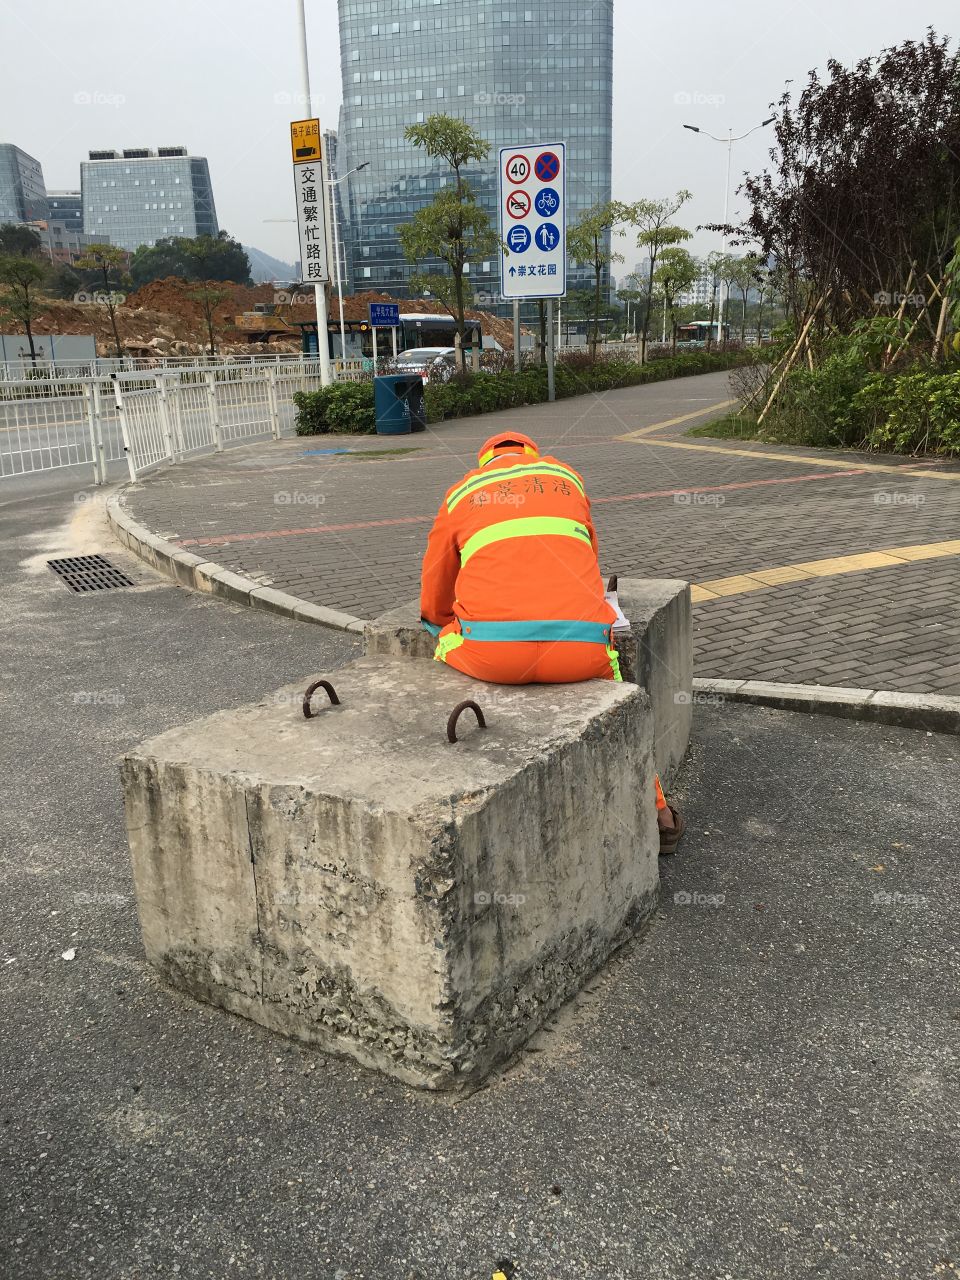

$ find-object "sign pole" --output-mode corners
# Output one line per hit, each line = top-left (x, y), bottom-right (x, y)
(513, 300), (521, 372)
(372, 326), (378, 369)
(546, 299), (556, 402)
(295, 1), (332, 387)
(391, 327), (398, 359)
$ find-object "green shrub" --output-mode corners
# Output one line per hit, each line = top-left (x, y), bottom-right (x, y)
(294, 383), (375, 434)
(852, 369), (960, 454)
(294, 350), (755, 434)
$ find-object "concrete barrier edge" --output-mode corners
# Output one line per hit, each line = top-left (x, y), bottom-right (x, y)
(693, 677), (960, 735)
(105, 491), (366, 635)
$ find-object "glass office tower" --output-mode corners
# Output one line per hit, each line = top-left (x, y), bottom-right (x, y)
(335, 0), (614, 302)
(0, 144), (48, 224)
(80, 147), (219, 252)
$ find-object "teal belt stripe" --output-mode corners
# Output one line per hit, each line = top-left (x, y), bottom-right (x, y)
(457, 618), (613, 644)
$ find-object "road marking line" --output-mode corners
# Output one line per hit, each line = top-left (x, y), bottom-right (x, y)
(633, 437), (960, 481)
(617, 399), (738, 439)
(693, 539), (960, 602)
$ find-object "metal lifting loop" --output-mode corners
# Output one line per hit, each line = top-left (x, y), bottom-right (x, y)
(447, 699), (486, 744)
(302, 679), (341, 718)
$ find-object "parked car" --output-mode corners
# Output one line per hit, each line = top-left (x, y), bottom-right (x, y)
(389, 346), (458, 385)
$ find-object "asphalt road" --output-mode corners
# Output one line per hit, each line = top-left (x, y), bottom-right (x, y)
(1, 477), (958, 1279)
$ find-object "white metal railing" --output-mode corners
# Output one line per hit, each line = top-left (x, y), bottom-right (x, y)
(0, 360), (341, 482)
(0, 351), (329, 382)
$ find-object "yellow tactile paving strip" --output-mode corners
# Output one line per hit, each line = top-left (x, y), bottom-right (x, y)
(692, 541), (960, 602)
(631, 436), (960, 483)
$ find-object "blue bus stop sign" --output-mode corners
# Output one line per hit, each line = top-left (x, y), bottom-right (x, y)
(369, 302), (400, 328)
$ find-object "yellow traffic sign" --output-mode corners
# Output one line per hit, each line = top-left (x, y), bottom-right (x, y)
(290, 118), (321, 164)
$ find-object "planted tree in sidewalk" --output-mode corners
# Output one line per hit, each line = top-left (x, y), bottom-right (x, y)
(0, 256), (49, 364)
(399, 114), (500, 370)
(628, 191), (693, 358)
(188, 282), (233, 356)
(75, 243), (130, 358)
(568, 201), (630, 358)
(653, 248), (698, 353)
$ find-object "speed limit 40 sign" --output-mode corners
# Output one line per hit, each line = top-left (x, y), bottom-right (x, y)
(498, 142), (566, 300)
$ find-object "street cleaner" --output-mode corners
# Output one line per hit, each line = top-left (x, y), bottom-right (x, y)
(420, 429), (685, 853)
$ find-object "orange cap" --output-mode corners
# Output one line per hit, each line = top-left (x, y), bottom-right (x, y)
(478, 431), (540, 467)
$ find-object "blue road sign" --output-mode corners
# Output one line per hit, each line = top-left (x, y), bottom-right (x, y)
(507, 225), (532, 254)
(369, 302), (400, 328)
(534, 222), (560, 252)
(534, 187), (561, 217)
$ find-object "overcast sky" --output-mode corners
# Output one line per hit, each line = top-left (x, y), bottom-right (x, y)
(1, 1), (955, 268)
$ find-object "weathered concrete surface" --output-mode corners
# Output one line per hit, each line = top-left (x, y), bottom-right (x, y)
(616, 579), (692, 783)
(362, 577), (693, 782)
(121, 656), (658, 1091)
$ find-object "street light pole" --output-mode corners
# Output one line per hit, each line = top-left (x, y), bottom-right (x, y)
(296, 0), (333, 386)
(683, 117), (775, 346)
(329, 162), (369, 364)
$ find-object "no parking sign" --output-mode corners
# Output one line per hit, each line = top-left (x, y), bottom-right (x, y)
(498, 142), (566, 300)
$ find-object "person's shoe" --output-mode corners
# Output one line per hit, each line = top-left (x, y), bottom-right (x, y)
(659, 806), (685, 855)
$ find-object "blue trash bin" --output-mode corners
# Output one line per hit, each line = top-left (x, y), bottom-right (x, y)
(374, 375), (426, 435)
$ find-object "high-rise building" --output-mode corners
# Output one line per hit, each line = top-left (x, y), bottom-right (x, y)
(47, 190), (83, 227)
(0, 143), (48, 224)
(80, 147), (219, 252)
(335, 0), (613, 302)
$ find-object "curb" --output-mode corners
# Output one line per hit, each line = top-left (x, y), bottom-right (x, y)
(105, 492), (365, 636)
(692, 677), (960, 736)
(106, 494), (959, 735)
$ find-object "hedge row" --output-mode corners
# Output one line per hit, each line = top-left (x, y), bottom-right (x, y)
(293, 350), (754, 435)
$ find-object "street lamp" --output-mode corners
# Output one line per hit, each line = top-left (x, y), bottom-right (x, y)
(683, 117), (775, 343)
(329, 161), (369, 363)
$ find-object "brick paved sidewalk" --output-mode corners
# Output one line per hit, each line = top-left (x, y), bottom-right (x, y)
(123, 371), (960, 693)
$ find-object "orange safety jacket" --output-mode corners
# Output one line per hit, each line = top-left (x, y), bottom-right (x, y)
(420, 434), (620, 683)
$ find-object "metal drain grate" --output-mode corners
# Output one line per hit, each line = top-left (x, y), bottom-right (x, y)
(47, 555), (136, 594)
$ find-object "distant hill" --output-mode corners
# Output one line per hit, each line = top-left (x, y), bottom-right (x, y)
(242, 244), (299, 284)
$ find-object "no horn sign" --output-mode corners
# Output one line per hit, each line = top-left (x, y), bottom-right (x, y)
(498, 142), (566, 300)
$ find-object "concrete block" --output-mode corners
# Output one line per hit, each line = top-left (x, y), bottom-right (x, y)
(293, 599), (365, 633)
(864, 690), (960, 735)
(121, 657), (658, 1092)
(362, 600), (436, 660)
(194, 563), (253, 606)
(362, 580), (693, 784)
(736, 681), (873, 719)
(615, 579), (692, 784)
